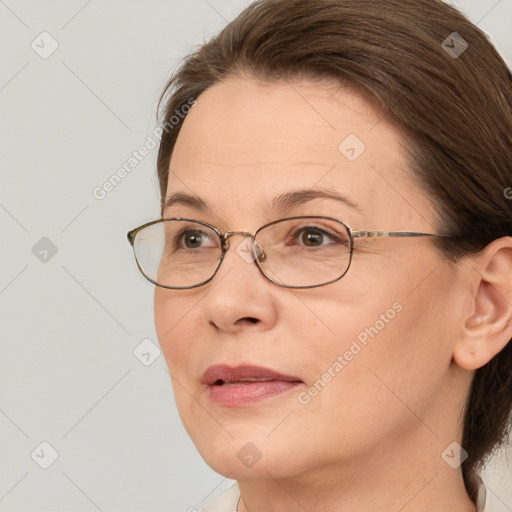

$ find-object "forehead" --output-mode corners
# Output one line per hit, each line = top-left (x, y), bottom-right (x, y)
(167, 77), (434, 230)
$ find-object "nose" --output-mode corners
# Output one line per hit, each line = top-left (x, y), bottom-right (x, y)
(201, 233), (278, 333)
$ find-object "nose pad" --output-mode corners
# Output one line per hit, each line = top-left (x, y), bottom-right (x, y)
(252, 240), (266, 263)
(233, 237), (266, 264)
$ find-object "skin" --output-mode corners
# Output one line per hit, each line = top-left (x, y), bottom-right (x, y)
(154, 77), (512, 512)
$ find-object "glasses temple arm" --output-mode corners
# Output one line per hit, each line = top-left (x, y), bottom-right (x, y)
(351, 230), (452, 238)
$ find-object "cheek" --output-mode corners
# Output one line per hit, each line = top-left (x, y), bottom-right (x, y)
(297, 269), (453, 418)
(154, 288), (200, 374)
(287, 296), (445, 460)
(154, 289), (206, 433)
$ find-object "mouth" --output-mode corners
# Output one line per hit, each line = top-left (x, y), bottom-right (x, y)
(202, 364), (303, 407)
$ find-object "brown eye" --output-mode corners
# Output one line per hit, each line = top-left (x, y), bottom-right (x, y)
(293, 226), (344, 247)
(182, 231), (203, 248)
(178, 230), (216, 249)
(300, 229), (324, 246)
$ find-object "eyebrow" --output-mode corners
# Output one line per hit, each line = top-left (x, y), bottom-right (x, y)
(163, 188), (362, 216)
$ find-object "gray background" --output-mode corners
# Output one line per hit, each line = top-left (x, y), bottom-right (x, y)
(1, 1), (511, 511)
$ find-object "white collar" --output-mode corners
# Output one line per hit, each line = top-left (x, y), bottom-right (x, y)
(202, 482), (240, 512)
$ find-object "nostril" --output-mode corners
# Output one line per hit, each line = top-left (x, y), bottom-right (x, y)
(239, 317), (259, 324)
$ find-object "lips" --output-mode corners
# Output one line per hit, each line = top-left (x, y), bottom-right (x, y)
(202, 364), (302, 386)
(202, 364), (303, 406)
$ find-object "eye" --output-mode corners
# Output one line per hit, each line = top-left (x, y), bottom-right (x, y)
(177, 229), (217, 249)
(293, 226), (342, 247)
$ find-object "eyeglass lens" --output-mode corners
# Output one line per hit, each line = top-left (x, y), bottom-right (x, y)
(133, 218), (352, 288)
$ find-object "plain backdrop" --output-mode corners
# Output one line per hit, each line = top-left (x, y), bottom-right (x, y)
(1, 1), (511, 511)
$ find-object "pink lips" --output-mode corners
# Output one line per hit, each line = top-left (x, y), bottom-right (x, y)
(202, 364), (303, 407)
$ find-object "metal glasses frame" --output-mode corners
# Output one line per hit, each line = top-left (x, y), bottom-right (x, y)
(127, 216), (452, 289)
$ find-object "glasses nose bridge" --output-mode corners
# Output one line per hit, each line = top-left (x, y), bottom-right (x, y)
(221, 230), (255, 249)
(221, 230), (267, 268)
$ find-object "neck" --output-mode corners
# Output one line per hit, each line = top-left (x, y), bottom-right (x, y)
(236, 428), (477, 512)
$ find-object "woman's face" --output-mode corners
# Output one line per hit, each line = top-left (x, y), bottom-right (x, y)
(154, 78), (470, 479)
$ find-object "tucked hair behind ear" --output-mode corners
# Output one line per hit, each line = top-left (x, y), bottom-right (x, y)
(156, 0), (512, 501)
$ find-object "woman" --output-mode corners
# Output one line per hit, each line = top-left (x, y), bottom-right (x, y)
(127, 0), (512, 510)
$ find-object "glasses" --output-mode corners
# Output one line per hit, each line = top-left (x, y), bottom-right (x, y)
(127, 216), (451, 289)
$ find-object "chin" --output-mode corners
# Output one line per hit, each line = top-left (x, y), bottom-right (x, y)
(193, 433), (308, 480)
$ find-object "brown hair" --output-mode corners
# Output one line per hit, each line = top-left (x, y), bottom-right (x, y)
(155, 0), (512, 501)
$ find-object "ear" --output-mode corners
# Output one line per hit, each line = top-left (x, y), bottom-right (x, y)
(453, 236), (512, 370)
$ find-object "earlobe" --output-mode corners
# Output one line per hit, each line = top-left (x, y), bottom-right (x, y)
(453, 238), (512, 371)
(454, 311), (495, 370)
